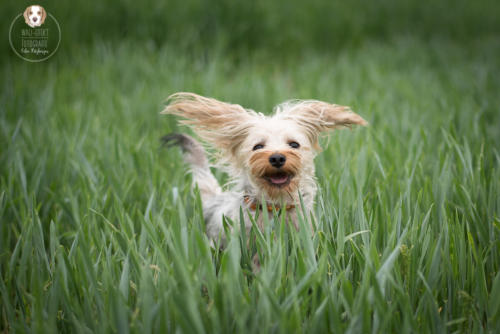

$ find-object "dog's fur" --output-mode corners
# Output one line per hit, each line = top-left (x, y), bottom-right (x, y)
(24, 5), (47, 28)
(161, 92), (367, 243)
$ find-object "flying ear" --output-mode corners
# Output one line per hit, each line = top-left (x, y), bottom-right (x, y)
(276, 100), (368, 149)
(278, 100), (367, 130)
(161, 92), (254, 153)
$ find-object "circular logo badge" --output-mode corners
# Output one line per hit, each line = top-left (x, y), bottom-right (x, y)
(9, 5), (61, 62)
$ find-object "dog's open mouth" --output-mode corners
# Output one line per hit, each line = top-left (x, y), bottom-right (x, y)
(264, 172), (293, 187)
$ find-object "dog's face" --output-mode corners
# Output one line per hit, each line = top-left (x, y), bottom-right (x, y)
(239, 118), (313, 198)
(163, 93), (367, 199)
(24, 5), (47, 28)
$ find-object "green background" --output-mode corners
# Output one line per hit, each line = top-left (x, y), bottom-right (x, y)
(1, 0), (500, 332)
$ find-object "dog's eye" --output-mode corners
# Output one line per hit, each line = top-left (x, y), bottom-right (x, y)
(29, 11), (32, 14)
(38, 11), (41, 15)
(252, 144), (264, 151)
(289, 141), (300, 149)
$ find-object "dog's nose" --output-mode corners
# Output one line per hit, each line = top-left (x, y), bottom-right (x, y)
(269, 153), (286, 168)
(33, 17), (38, 22)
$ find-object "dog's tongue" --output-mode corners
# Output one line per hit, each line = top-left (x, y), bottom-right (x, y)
(269, 174), (288, 184)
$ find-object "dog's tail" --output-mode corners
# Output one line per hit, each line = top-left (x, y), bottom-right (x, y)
(161, 133), (221, 200)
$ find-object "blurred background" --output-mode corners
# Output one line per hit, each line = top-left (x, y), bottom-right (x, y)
(2, 0), (500, 60)
(1, 0), (499, 234)
(2, 0), (499, 139)
(1, 0), (499, 210)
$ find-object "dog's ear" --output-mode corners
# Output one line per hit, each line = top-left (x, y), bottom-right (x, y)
(279, 100), (367, 130)
(162, 92), (254, 154)
(277, 100), (367, 148)
(40, 7), (47, 24)
(23, 7), (30, 25)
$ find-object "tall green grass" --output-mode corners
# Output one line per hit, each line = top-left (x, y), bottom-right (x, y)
(1, 35), (500, 332)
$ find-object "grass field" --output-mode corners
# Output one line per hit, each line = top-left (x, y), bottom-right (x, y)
(2, 1), (500, 333)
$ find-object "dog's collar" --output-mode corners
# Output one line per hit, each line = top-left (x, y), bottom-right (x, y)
(243, 195), (295, 212)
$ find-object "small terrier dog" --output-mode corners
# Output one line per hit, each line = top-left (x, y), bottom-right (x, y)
(161, 93), (367, 244)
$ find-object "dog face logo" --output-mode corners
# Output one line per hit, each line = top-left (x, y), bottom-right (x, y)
(23, 5), (46, 28)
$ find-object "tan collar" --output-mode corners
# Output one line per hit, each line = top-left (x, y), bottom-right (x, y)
(243, 195), (295, 212)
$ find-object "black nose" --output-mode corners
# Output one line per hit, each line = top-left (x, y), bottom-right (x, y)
(269, 153), (286, 168)
(33, 17), (38, 22)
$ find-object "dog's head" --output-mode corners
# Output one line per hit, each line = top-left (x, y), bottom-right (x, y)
(162, 93), (367, 199)
(24, 5), (47, 28)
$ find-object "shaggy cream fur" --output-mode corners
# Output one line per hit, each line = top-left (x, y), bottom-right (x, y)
(161, 92), (367, 243)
